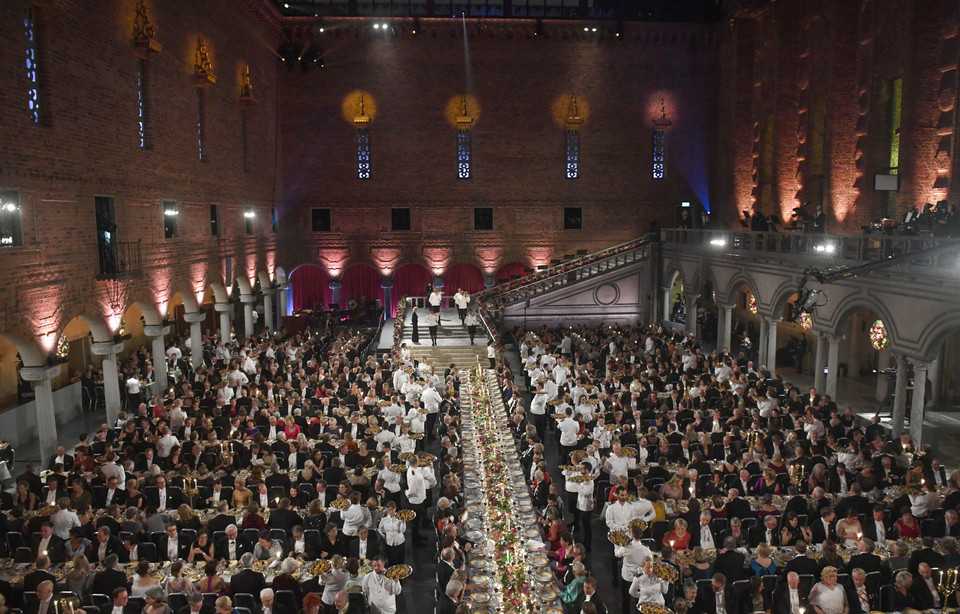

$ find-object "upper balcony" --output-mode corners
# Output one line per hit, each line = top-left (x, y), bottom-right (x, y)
(660, 228), (960, 284)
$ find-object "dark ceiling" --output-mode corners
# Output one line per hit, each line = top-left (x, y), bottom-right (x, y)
(270, 0), (733, 23)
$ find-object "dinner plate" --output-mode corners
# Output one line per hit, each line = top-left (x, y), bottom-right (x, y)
(472, 574), (489, 585)
(542, 589), (558, 601)
(525, 528), (540, 539)
(531, 555), (549, 567)
(472, 593), (490, 603)
(466, 530), (484, 542)
(537, 571), (553, 583)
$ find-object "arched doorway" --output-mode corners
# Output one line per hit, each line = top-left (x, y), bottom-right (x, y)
(290, 265), (332, 312)
(667, 272), (685, 325)
(937, 330), (960, 407)
(775, 292), (814, 375)
(392, 264), (432, 316)
(697, 280), (718, 346)
(444, 263), (485, 294)
(495, 262), (529, 286)
(0, 334), (36, 408)
(340, 263), (383, 312)
(730, 283), (760, 361)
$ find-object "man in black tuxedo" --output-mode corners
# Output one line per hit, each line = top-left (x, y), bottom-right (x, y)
(216, 525), (253, 561)
(256, 588), (289, 614)
(912, 563), (943, 610)
(692, 573), (735, 614)
(712, 538), (746, 584)
(265, 464), (292, 492)
(158, 523), (189, 562)
(267, 499), (303, 536)
(348, 526), (381, 560)
(848, 538), (883, 575)
(100, 587), (141, 614)
(845, 569), (877, 614)
(206, 502), (236, 536)
(574, 576), (607, 614)
(23, 556), (58, 593)
(784, 541), (819, 577)
(772, 572), (807, 614)
(32, 523), (65, 564)
(908, 536), (945, 574)
(925, 509), (960, 539)
(48, 446), (73, 471)
(861, 506), (892, 543)
(177, 593), (214, 614)
(809, 507), (836, 544)
(88, 526), (123, 565)
(834, 483), (870, 519)
(229, 553), (266, 597)
(750, 515), (781, 547)
(91, 555), (130, 597)
(436, 548), (458, 597)
(725, 488), (752, 522)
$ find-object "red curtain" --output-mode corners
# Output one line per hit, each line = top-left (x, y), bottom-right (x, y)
(291, 266), (331, 311)
(340, 265), (382, 310)
(444, 263), (485, 294)
(495, 262), (529, 285)
(392, 264), (433, 316)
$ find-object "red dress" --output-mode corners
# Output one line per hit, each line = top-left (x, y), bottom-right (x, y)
(662, 529), (692, 550)
(896, 517), (920, 538)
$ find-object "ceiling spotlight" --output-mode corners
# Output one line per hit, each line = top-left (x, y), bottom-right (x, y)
(412, 17), (420, 35)
(591, 27), (597, 32)
(583, 27), (589, 32)
(2, 202), (17, 212)
(813, 243), (836, 254)
(373, 23), (381, 29)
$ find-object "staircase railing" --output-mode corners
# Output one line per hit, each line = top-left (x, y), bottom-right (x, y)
(477, 235), (654, 307)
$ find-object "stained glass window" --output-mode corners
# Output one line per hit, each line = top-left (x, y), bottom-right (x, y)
(357, 128), (370, 179)
(24, 7), (40, 124)
(652, 129), (666, 179)
(457, 129), (471, 179)
(566, 129), (580, 179)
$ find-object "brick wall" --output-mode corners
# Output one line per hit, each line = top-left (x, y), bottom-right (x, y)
(275, 18), (723, 276)
(0, 0), (280, 348)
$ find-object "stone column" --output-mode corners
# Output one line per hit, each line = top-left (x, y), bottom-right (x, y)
(662, 286), (672, 322)
(239, 294), (257, 339)
(91, 341), (125, 425)
(891, 354), (908, 438)
(381, 281), (393, 320)
(144, 325), (171, 395)
(277, 284), (290, 329)
(720, 306), (733, 352)
(910, 360), (934, 445)
(766, 318), (779, 376)
(329, 281), (341, 308)
(484, 274), (495, 290)
(758, 319), (768, 366)
(19, 365), (63, 467)
(814, 332), (828, 392)
(214, 302), (233, 342)
(684, 291), (699, 336)
(182, 311), (206, 369)
(875, 349), (891, 401)
(262, 290), (274, 332)
(825, 334), (843, 401)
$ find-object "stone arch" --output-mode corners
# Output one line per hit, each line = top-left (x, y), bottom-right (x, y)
(170, 289), (200, 314)
(827, 294), (899, 343)
(289, 264), (331, 312)
(208, 282), (229, 304)
(64, 313), (112, 343)
(722, 273), (762, 307)
(257, 271), (272, 291)
(235, 276), (253, 296)
(915, 309), (960, 362)
(0, 331), (45, 367)
(131, 300), (162, 326)
(662, 261), (685, 290)
(275, 266), (288, 285)
(768, 279), (803, 320)
(393, 263), (433, 299)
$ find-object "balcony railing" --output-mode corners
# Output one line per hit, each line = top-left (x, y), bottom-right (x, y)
(97, 240), (143, 280)
(660, 229), (960, 273)
(479, 235), (654, 307)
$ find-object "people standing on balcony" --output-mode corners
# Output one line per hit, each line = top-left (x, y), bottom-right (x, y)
(813, 205), (826, 233)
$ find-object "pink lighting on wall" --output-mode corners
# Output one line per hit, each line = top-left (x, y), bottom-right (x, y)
(644, 90), (678, 130)
(527, 247), (552, 270)
(476, 247), (503, 274)
(423, 247), (452, 277)
(39, 330), (57, 353)
(318, 249), (350, 279)
(265, 251), (276, 280)
(371, 247), (402, 277)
